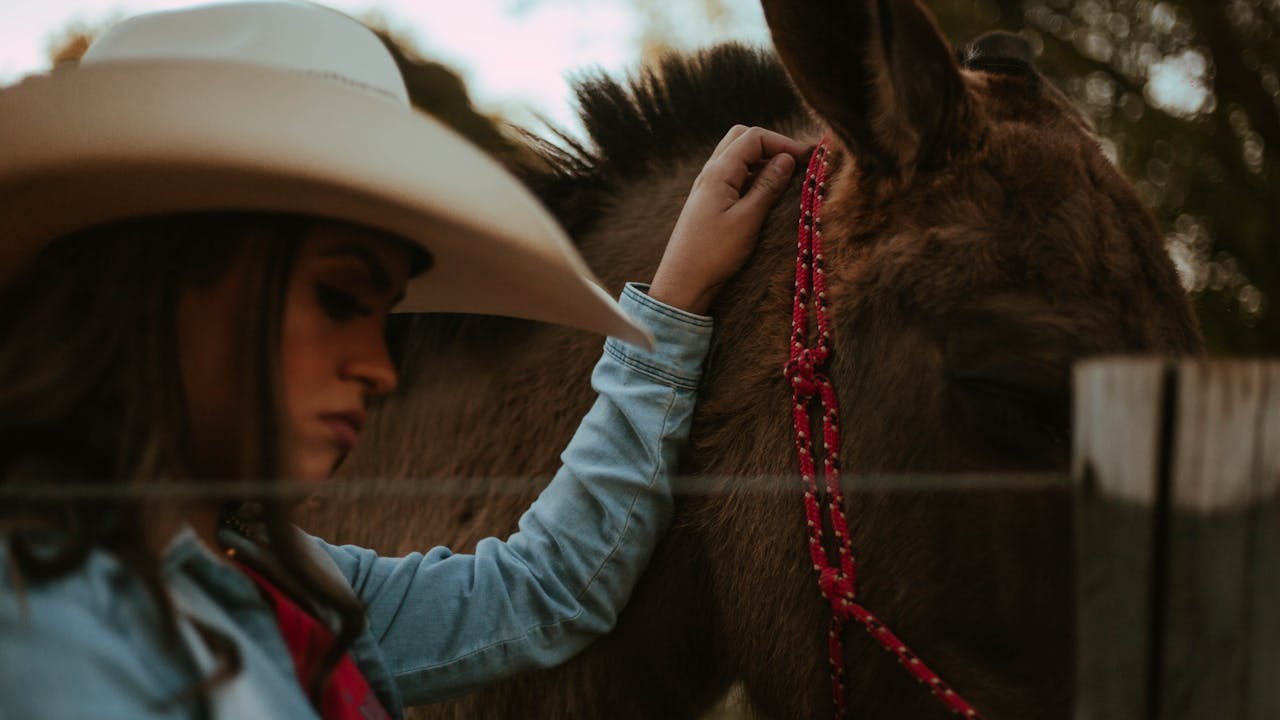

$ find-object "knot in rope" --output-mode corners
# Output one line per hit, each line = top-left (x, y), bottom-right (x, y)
(817, 567), (855, 607)
(784, 348), (828, 400)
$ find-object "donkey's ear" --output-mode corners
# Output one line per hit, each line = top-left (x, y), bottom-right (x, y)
(763, 0), (975, 178)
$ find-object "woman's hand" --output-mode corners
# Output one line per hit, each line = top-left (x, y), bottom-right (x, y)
(647, 125), (807, 315)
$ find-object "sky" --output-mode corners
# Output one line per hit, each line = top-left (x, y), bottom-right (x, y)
(0, 0), (772, 134)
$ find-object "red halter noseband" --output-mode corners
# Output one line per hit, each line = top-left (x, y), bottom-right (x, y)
(784, 138), (983, 719)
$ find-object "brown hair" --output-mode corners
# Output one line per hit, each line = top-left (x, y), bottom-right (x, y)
(0, 213), (366, 712)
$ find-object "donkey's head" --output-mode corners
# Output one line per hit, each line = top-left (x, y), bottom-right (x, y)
(682, 6), (1206, 716)
(750, 0), (1202, 476)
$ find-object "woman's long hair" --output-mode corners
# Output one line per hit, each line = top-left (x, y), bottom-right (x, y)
(0, 213), (368, 711)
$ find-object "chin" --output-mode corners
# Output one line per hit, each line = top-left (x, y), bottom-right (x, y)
(291, 453), (340, 483)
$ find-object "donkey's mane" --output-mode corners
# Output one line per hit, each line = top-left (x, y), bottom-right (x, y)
(518, 43), (802, 232)
(392, 44), (802, 356)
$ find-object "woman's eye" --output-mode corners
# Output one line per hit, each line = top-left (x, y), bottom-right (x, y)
(316, 284), (372, 322)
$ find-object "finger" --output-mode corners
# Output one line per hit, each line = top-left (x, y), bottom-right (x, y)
(728, 126), (808, 165)
(732, 152), (797, 224)
(708, 124), (750, 163)
(708, 127), (807, 193)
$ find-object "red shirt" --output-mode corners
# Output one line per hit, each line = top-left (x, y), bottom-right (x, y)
(237, 562), (390, 720)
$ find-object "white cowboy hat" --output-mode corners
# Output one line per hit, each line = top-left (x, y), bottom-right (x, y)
(0, 0), (654, 349)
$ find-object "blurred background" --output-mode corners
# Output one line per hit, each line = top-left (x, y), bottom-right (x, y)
(4, 0), (1276, 354)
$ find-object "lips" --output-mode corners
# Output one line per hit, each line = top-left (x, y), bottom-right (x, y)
(319, 409), (365, 451)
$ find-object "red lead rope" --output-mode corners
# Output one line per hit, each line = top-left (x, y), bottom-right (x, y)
(783, 139), (983, 720)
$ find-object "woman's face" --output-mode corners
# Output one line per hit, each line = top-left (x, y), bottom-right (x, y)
(179, 221), (413, 483)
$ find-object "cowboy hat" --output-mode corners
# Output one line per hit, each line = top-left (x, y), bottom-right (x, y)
(0, 0), (654, 348)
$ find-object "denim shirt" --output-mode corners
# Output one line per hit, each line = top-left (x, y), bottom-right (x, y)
(0, 284), (712, 720)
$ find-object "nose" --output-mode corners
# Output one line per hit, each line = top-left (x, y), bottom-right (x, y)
(340, 338), (399, 397)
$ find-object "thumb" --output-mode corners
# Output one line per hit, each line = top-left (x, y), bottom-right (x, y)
(738, 153), (797, 220)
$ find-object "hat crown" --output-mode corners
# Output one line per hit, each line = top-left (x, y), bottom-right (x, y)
(82, 1), (409, 106)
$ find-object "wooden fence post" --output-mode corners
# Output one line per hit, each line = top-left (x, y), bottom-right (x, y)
(1073, 358), (1170, 719)
(1073, 359), (1280, 719)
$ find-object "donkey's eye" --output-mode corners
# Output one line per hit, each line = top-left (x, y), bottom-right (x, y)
(316, 284), (372, 322)
(949, 376), (1069, 457)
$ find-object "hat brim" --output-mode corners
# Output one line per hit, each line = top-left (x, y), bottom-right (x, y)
(0, 61), (654, 349)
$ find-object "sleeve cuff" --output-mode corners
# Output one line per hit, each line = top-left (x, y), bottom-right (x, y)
(603, 282), (714, 391)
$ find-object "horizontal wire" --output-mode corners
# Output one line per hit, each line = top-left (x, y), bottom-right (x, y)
(0, 472), (1069, 501)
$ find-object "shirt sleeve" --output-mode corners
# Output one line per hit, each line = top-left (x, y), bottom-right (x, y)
(315, 283), (713, 705)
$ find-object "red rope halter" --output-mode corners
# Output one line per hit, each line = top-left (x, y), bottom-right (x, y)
(784, 138), (982, 719)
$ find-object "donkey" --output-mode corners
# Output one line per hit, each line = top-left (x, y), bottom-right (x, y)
(300, 0), (1202, 717)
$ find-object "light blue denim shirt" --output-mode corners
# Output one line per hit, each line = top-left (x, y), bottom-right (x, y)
(0, 283), (713, 719)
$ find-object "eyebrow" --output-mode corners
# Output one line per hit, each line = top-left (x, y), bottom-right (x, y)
(321, 243), (399, 301)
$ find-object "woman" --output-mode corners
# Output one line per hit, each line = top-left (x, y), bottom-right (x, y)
(0, 2), (803, 718)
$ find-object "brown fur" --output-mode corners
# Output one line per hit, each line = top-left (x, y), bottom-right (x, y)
(299, 2), (1201, 717)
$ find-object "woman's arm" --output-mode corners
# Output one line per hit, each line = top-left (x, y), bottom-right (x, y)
(318, 282), (711, 703)
(317, 127), (805, 704)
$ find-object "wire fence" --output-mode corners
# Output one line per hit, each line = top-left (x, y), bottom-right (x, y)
(0, 471), (1069, 502)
